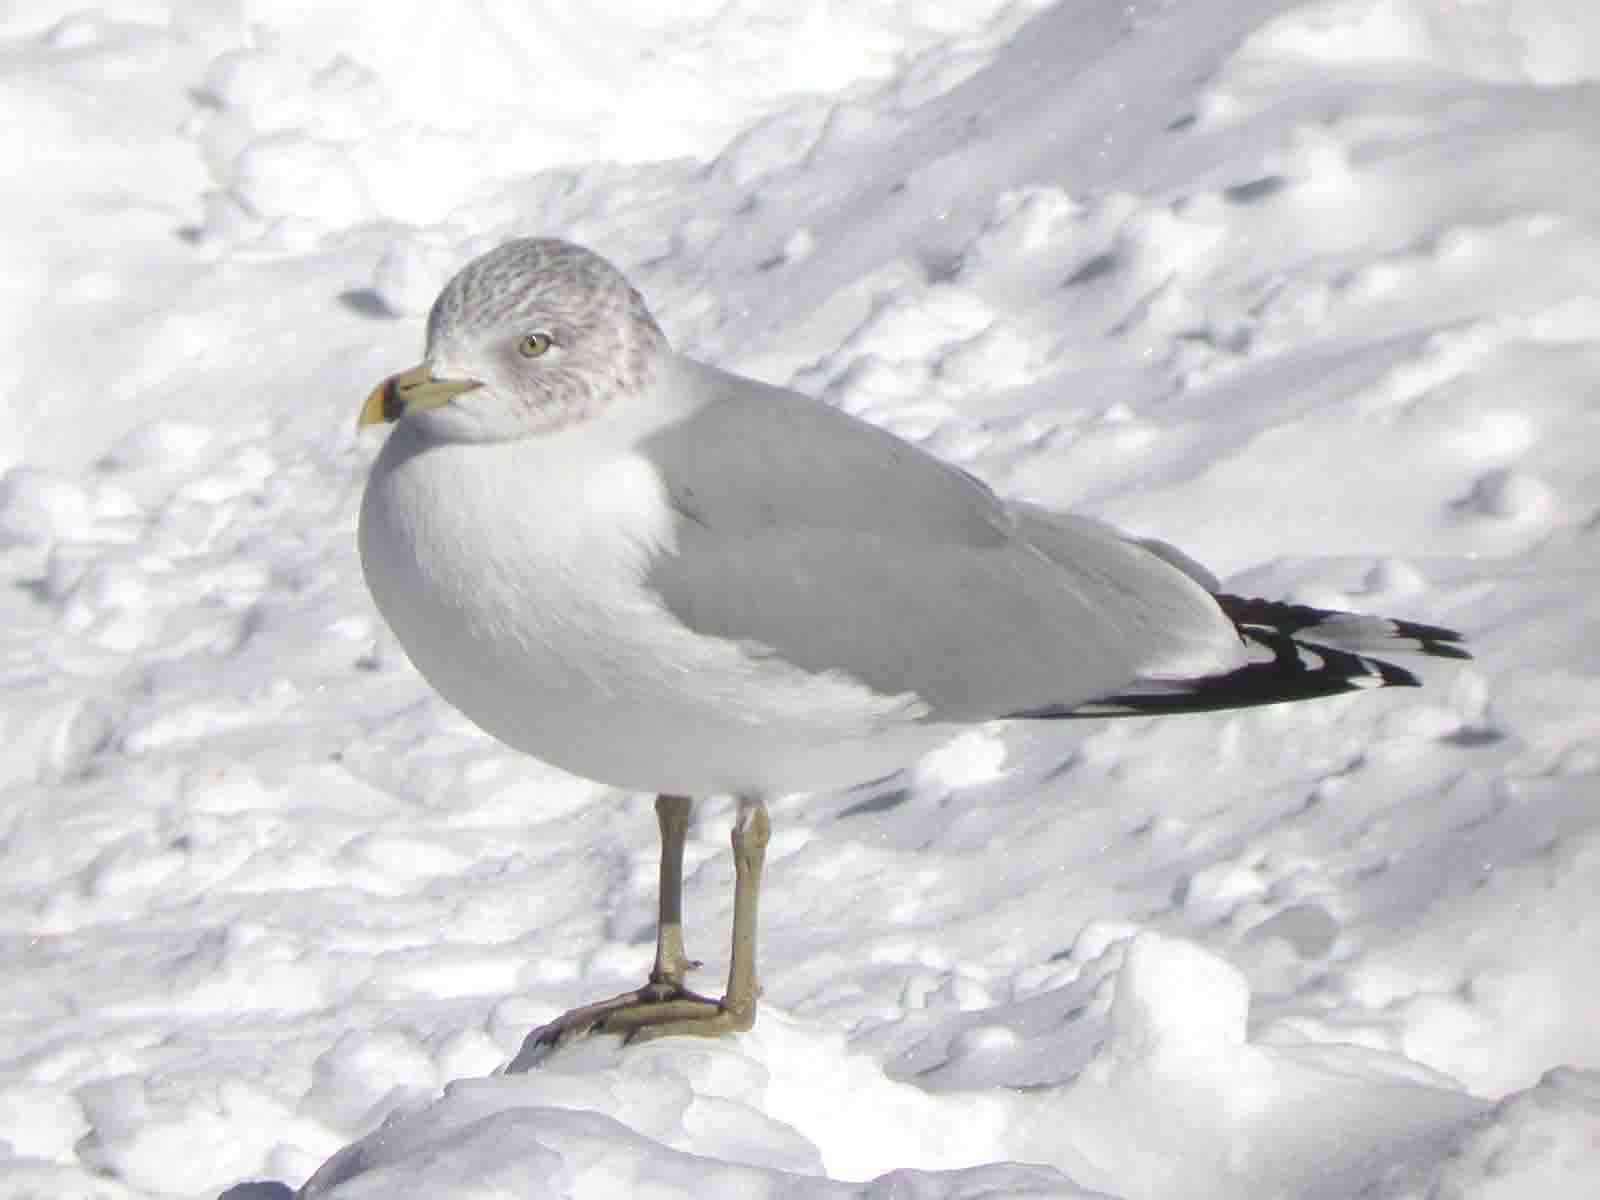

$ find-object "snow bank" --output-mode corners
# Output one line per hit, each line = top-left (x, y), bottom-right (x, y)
(3, 0), (1598, 1197)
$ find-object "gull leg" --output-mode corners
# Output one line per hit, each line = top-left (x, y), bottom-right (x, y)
(722, 794), (772, 1020)
(649, 793), (696, 988)
(508, 795), (769, 1069)
(607, 795), (769, 1042)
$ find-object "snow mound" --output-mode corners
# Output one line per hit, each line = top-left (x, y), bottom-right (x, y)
(297, 936), (1491, 1199)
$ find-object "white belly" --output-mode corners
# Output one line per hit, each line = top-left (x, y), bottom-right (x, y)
(358, 423), (948, 797)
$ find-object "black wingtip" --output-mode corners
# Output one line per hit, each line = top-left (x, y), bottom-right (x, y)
(1373, 659), (1422, 688)
(1213, 594), (1472, 661)
(1385, 615), (1472, 661)
(1014, 595), (1463, 721)
(1414, 636), (1472, 661)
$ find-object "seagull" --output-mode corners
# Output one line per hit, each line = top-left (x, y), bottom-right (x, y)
(356, 238), (1468, 1061)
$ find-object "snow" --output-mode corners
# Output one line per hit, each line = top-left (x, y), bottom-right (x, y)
(2, 0), (1598, 1197)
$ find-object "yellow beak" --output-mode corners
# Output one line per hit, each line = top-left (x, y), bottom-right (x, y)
(359, 364), (483, 428)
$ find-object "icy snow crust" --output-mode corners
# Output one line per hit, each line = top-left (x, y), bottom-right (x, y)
(3, 1), (1600, 1197)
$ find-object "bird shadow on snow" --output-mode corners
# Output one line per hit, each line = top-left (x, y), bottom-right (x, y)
(259, 934), (1494, 1200)
(336, 289), (399, 319)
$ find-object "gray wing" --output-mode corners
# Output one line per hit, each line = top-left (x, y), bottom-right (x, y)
(641, 359), (1241, 721)
(643, 358), (1012, 547)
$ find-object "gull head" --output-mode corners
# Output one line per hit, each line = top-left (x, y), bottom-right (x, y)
(360, 238), (669, 443)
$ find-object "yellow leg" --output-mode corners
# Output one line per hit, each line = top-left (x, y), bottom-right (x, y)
(650, 794), (695, 987)
(507, 796), (770, 1070)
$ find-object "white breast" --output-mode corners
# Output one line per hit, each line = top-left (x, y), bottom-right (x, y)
(358, 419), (947, 798)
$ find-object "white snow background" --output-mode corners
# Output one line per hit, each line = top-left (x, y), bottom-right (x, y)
(3, 0), (1599, 1196)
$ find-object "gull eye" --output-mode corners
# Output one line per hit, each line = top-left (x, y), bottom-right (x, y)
(518, 331), (554, 358)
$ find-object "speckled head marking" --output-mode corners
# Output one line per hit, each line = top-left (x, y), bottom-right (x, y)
(421, 238), (670, 438)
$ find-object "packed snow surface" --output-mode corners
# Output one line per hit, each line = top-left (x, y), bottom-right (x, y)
(4, 1), (1600, 1197)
